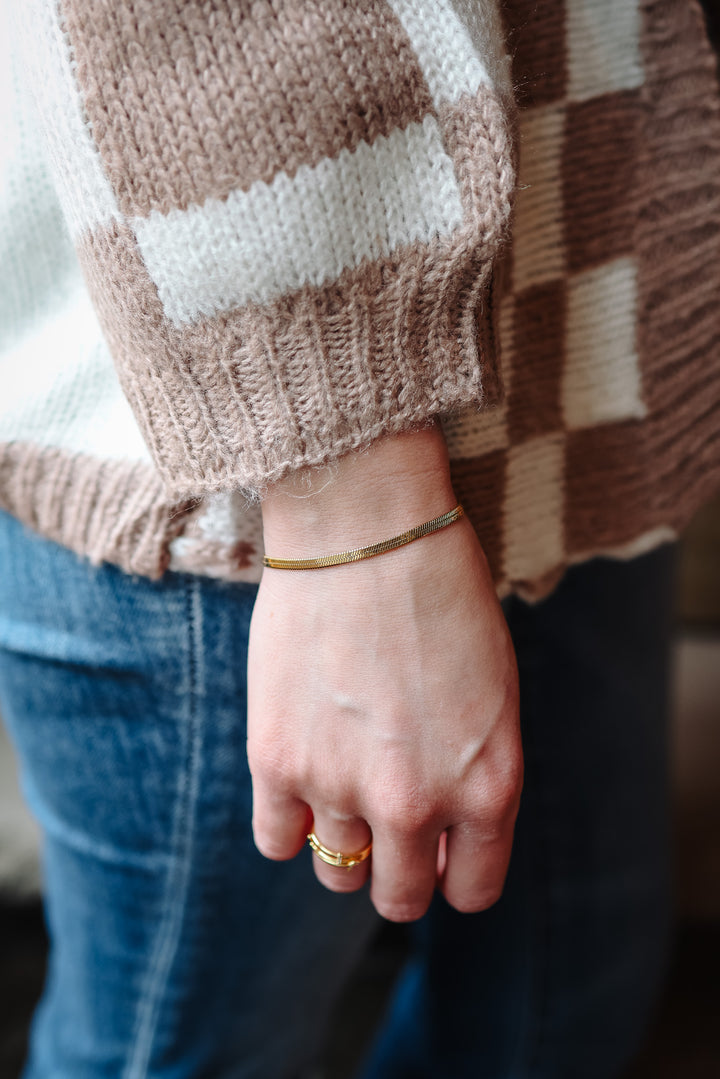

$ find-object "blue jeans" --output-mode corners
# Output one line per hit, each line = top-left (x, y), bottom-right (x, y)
(0, 509), (674, 1078)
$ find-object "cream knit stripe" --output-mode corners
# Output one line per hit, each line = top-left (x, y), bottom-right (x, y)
(21, 0), (122, 240)
(504, 432), (566, 585)
(511, 104), (566, 292)
(133, 116), (464, 326)
(2, 3), (150, 466)
(0, 291), (151, 463)
(387, 0), (493, 109)
(449, 0), (514, 108)
(563, 257), (646, 429)
(566, 0), (643, 102)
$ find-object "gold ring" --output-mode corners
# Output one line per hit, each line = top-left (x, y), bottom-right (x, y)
(307, 831), (372, 869)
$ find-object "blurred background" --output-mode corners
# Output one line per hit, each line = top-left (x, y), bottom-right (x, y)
(2, 1), (720, 1075)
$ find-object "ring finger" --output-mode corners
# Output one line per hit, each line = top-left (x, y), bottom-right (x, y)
(308, 809), (373, 893)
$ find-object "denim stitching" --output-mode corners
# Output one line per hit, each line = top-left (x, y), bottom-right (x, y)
(124, 577), (205, 1079)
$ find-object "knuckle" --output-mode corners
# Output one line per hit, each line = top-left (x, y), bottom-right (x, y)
(370, 783), (436, 836)
(374, 806), (433, 839)
(248, 740), (300, 791)
(482, 752), (524, 822)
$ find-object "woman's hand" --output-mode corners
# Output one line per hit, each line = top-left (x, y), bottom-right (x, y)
(247, 427), (522, 922)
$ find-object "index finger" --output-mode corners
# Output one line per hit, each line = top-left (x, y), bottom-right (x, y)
(251, 771), (312, 861)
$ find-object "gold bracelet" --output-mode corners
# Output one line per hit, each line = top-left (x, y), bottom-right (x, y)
(262, 504), (464, 570)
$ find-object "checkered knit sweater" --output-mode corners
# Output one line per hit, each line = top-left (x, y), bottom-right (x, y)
(2, 0), (720, 599)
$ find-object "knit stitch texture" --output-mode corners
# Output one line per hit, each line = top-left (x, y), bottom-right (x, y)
(2, 0), (719, 597)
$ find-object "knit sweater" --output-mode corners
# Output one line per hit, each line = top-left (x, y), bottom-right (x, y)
(2, 0), (719, 600)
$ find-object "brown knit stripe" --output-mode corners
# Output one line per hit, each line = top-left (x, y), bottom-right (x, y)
(564, 421), (654, 551)
(564, 405), (720, 555)
(503, 430), (566, 586)
(563, 89), (641, 273)
(449, 449), (507, 582)
(504, 0), (568, 108)
(60, 0), (434, 217)
(506, 279), (566, 443)
(648, 392), (720, 520)
(0, 443), (188, 578)
(642, 258), (720, 417)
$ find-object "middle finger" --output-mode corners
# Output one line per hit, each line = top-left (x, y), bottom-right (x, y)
(369, 825), (439, 922)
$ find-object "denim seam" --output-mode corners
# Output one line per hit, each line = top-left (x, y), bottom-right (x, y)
(124, 577), (205, 1079)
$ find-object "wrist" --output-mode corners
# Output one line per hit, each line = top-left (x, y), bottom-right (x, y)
(261, 426), (456, 558)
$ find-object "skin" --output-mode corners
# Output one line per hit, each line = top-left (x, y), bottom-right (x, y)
(247, 424), (523, 922)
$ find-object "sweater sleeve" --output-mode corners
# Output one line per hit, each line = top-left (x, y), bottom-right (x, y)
(25, 0), (515, 499)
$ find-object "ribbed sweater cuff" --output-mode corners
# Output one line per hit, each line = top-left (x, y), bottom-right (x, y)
(31, 0), (515, 497)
